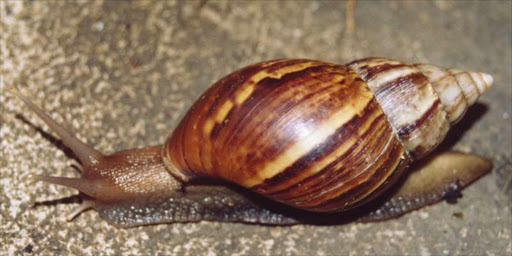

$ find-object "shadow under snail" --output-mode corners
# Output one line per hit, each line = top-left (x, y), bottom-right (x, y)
(12, 57), (494, 227)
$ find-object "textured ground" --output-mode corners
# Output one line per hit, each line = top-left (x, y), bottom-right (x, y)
(1, 1), (511, 255)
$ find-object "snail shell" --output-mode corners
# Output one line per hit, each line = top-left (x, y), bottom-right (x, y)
(162, 58), (492, 212)
(11, 57), (493, 227)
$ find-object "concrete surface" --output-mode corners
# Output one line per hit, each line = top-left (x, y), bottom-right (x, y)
(1, 1), (511, 255)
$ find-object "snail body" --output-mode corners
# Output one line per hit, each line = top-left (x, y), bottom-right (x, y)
(13, 57), (493, 227)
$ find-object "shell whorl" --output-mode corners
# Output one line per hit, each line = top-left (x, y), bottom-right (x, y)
(163, 58), (492, 212)
(416, 64), (493, 123)
(349, 57), (493, 160)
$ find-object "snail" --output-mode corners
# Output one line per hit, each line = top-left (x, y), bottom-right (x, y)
(11, 57), (494, 227)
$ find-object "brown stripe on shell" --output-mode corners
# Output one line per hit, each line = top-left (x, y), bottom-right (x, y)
(214, 65), (346, 181)
(220, 64), (339, 147)
(371, 72), (427, 98)
(396, 99), (443, 159)
(237, 68), (371, 186)
(180, 60), (293, 174)
(266, 112), (390, 202)
(348, 58), (450, 160)
(199, 59), (321, 173)
(292, 125), (397, 205)
(397, 99), (441, 139)
(214, 60), (329, 173)
(306, 138), (408, 212)
(356, 63), (407, 81)
(165, 59), (315, 177)
(251, 97), (385, 195)
(163, 105), (192, 180)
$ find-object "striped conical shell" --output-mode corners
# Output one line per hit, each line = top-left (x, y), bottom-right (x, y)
(349, 57), (492, 160)
(162, 58), (492, 212)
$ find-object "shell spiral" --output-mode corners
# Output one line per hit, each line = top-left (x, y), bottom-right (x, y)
(162, 58), (492, 212)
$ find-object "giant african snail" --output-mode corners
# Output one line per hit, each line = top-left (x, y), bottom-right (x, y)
(11, 57), (493, 227)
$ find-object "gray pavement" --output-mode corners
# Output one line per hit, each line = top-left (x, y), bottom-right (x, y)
(1, 1), (510, 255)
